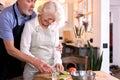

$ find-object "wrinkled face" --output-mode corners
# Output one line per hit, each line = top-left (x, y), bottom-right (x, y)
(17, 0), (36, 16)
(40, 12), (55, 27)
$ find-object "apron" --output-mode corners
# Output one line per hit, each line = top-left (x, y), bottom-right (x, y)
(23, 25), (56, 80)
(0, 4), (31, 80)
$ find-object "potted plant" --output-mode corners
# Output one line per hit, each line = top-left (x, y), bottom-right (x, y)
(74, 25), (84, 47)
(87, 40), (103, 71)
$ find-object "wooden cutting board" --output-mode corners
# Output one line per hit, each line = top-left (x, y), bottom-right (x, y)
(34, 72), (52, 80)
(34, 72), (72, 80)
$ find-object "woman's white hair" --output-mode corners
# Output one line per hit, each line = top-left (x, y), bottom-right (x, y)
(37, 0), (65, 28)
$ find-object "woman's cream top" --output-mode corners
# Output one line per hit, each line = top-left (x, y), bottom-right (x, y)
(20, 16), (62, 68)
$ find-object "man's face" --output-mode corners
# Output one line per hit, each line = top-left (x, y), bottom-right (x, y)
(17, 0), (36, 16)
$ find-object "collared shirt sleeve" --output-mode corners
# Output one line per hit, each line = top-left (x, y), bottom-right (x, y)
(0, 10), (14, 40)
(54, 50), (62, 65)
(20, 18), (36, 57)
(0, 3), (36, 40)
(54, 30), (62, 65)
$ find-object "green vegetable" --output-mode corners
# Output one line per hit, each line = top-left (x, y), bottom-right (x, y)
(59, 78), (64, 80)
(60, 71), (69, 75)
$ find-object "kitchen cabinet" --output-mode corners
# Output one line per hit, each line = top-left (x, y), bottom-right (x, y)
(62, 43), (99, 69)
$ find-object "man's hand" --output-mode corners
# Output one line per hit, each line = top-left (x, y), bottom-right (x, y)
(34, 58), (53, 73)
(56, 43), (63, 54)
(3, 40), (53, 73)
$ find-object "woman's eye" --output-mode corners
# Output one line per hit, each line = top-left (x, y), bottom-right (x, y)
(27, 0), (36, 3)
(27, 0), (31, 2)
(49, 19), (54, 23)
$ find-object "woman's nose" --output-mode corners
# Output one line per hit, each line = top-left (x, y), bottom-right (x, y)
(48, 20), (54, 24)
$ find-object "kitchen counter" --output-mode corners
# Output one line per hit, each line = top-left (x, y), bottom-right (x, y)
(94, 71), (119, 80)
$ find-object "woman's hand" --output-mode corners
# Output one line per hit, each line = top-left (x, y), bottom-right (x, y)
(55, 63), (64, 72)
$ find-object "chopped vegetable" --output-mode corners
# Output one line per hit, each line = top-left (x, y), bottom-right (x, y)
(60, 71), (69, 75)
(59, 78), (65, 80)
(68, 67), (77, 73)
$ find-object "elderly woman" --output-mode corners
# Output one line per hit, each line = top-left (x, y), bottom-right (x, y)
(20, 0), (65, 80)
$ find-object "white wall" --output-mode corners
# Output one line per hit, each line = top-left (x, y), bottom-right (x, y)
(100, 0), (110, 73)
(110, 0), (120, 67)
(0, 0), (16, 7)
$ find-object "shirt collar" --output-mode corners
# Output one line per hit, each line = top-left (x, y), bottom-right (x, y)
(14, 2), (31, 25)
(14, 3), (23, 19)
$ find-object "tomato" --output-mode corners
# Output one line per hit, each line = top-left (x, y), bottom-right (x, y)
(68, 67), (76, 73)
(87, 70), (93, 72)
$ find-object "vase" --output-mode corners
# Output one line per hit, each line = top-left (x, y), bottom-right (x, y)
(76, 36), (83, 47)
